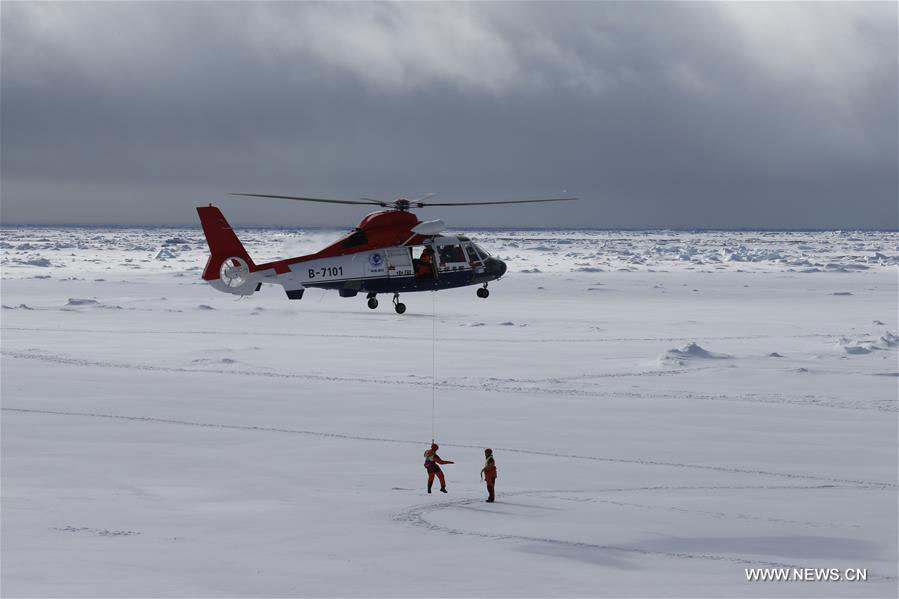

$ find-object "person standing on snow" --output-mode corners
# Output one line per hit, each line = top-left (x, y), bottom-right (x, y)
(480, 448), (497, 502)
(424, 443), (453, 493)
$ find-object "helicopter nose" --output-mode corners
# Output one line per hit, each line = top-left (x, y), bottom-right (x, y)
(488, 258), (507, 278)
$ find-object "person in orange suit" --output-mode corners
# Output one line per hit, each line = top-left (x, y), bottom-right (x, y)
(423, 442), (453, 493)
(480, 448), (497, 502)
(417, 248), (435, 278)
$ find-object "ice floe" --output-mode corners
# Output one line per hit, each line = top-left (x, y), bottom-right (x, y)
(66, 298), (99, 306)
(17, 257), (52, 267)
(2, 226), (896, 276)
(659, 342), (732, 365)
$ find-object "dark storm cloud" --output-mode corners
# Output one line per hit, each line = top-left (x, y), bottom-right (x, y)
(1, 1), (896, 228)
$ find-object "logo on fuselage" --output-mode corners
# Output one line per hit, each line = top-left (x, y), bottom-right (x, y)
(368, 252), (383, 267)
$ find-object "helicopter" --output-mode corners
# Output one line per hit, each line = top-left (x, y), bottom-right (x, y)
(197, 193), (576, 313)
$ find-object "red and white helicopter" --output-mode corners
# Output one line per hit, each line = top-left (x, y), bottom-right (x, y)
(197, 193), (576, 313)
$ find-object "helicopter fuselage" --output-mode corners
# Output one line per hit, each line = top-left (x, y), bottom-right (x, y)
(198, 205), (507, 310)
(209, 236), (505, 300)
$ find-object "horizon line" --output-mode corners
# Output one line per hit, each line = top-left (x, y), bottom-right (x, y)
(1, 222), (897, 233)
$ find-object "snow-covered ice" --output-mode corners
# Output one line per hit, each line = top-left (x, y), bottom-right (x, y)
(1, 226), (897, 597)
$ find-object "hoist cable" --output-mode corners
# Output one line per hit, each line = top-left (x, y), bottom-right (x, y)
(431, 290), (437, 442)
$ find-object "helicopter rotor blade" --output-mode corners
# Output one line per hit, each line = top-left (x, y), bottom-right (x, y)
(411, 192), (437, 205)
(231, 192), (577, 210)
(419, 197), (577, 207)
(231, 193), (388, 207)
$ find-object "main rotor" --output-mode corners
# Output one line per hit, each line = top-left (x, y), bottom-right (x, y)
(231, 192), (577, 212)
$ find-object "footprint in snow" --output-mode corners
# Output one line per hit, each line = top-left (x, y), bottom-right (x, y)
(191, 357), (237, 365)
(4, 304), (35, 310)
(53, 526), (140, 537)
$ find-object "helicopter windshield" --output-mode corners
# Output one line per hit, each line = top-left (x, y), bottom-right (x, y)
(459, 242), (489, 265)
(466, 243), (489, 261)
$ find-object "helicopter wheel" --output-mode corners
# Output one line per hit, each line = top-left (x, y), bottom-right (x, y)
(477, 287), (490, 299)
(392, 293), (406, 314)
(367, 297), (379, 309)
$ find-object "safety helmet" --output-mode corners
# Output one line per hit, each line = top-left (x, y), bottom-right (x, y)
(485, 448), (493, 455)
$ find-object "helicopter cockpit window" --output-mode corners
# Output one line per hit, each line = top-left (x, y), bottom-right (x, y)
(473, 243), (490, 257)
(463, 244), (483, 263)
(438, 244), (466, 264)
(341, 228), (368, 248)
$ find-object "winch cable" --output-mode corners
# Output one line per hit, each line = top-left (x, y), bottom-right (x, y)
(431, 289), (438, 443)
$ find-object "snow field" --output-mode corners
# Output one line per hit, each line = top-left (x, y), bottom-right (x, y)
(2, 227), (897, 597)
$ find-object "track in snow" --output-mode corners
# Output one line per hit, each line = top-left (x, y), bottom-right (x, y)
(3, 350), (889, 412)
(1, 325), (842, 344)
(394, 486), (897, 581)
(4, 407), (895, 488)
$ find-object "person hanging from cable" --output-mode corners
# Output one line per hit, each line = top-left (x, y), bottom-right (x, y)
(480, 448), (497, 503)
(423, 442), (453, 493)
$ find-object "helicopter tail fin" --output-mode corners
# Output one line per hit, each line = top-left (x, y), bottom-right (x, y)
(197, 205), (255, 281)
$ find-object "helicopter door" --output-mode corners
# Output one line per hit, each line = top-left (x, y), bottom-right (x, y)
(412, 245), (437, 279)
(386, 247), (413, 278)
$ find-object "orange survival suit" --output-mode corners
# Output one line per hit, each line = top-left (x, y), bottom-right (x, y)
(423, 443), (453, 493)
(417, 249), (435, 278)
(481, 448), (497, 502)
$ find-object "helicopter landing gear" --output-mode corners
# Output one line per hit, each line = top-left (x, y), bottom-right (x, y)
(477, 284), (490, 299)
(392, 292), (406, 314)
(366, 292), (378, 310)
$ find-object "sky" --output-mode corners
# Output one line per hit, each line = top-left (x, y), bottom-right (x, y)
(1, 1), (896, 229)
